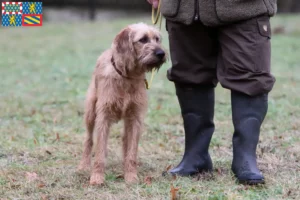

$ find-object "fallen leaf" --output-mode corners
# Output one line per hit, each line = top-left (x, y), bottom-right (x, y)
(31, 109), (36, 116)
(172, 174), (177, 181)
(217, 168), (222, 175)
(56, 133), (60, 141)
(144, 176), (152, 185)
(25, 172), (39, 182)
(156, 104), (161, 110)
(170, 184), (180, 200)
(38, 182), (46, 188)
(33, 138), (37, 145)
(162, 165), (173, 177)
(45, 150), (52, 155)
(166, 165), (172, 171)
(116, 174), (124, 180)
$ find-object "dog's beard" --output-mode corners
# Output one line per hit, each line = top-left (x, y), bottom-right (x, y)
(139, 56), (163, 71)
(138, 51), (165, 72)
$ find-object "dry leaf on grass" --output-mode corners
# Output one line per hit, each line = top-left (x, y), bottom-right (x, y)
(217, 168), (222, 175)
(116, 174), (124, 180)
(144, 176), (152, 185)
(56, 133), (60, 141)
(166, 165), (172, 171)
(162, 165), (173, 177)
(25, 172), (39, 182)
(38, 182), (46, 188)
(31, 109), (36, 116)
(45, 150), (52, 155)
(156, 104), (161, 110)
(170, 184), (180, 200)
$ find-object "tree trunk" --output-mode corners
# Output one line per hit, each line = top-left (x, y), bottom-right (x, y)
(277, 0), (294, 13)
(291, 0), (300, 12)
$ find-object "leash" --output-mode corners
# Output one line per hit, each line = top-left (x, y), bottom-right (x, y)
(146, 0), (162, 90)
(151, 1), (162, 30)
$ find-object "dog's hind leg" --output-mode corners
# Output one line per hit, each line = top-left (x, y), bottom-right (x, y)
(78, 78), (97, 172)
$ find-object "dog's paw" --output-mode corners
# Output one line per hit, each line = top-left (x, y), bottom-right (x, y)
(77, 164), (90, 173)
(90, 173), (105, 185)
(124, 173), (139, 184)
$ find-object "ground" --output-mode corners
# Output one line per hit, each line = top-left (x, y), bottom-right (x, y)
(0, 14), (300, 200)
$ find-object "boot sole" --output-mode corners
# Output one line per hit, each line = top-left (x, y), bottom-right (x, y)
(162, 168), (213, 178)
(238, 178), (265, 185)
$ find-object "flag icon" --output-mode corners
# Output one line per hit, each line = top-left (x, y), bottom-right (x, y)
(2, 14), (22, 26)
(23, 2), (42, 14)
(2, 2), (42, 27)
(2, 2), (22, 15)
(22, 14), (42, 26)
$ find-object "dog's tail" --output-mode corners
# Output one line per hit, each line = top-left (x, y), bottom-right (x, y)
(84, 75), (97, 141)
(77, 75), (97, 171)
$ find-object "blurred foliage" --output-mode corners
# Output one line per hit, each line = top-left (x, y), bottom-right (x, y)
(278, 0), (300, 13)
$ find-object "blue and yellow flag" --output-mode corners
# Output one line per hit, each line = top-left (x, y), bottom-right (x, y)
(2, 14), (22, 26)
(2, 2), (43, 27)
(23, 2), (42, 14)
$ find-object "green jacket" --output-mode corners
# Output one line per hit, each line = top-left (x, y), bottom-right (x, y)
(160, 0), (277, 26)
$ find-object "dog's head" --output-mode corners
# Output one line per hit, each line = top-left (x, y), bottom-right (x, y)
(112, 23), (167, 73)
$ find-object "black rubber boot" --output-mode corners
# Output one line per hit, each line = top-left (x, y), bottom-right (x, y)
(168, 83), (215, 176)
(231, 91), (268, 185)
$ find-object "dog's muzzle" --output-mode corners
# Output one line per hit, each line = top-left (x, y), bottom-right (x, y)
(155, 49), (165, 61)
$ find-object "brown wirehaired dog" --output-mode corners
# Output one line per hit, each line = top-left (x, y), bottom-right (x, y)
(77, 23), (167, 185)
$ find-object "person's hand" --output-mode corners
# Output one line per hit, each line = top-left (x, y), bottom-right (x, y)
(147, 0), (159, 9)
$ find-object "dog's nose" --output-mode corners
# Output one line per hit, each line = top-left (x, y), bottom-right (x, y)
(155, 49), (165, 59)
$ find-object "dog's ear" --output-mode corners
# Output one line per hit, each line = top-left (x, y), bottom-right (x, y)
(114, 28), (134, 54)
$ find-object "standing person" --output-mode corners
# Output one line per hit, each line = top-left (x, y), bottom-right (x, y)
(147, 0), (277, 185)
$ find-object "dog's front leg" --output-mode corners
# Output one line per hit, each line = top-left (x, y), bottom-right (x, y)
(90, 115), (111, 185)
(123, 116), (143, 184)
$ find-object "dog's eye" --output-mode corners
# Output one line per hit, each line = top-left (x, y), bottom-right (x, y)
(139, 36), (148, 44)
(155, 37), (160, 42)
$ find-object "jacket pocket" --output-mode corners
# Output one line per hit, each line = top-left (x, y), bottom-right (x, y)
(257, 17), (271, 39)
(255, 16), (271, 72)
(215, 0), (268, 23)
(160, 0), (181, 17)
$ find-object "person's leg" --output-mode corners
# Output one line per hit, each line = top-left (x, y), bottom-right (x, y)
(217, 15), (275, 184)
(166, 20), (218, 176)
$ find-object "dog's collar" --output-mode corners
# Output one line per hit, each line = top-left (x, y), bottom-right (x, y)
(111, 56), (149, 89)
(111, 56), (128, 78)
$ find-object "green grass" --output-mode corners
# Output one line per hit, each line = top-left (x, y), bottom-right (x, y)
(0, 14), (300, 200)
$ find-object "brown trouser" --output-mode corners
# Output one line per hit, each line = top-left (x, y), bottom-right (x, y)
(166, 15), (276, 96)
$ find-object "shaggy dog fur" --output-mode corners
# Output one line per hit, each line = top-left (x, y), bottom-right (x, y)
(77, 23), (167, 185)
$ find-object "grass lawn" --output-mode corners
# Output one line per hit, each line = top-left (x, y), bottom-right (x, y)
(0, 14), (300, 200)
